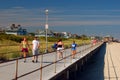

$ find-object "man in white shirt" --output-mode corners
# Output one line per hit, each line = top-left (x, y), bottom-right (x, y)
(32, 37), (40, 63)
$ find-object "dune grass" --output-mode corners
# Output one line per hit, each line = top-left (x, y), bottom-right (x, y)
(0, 38), (90, 61)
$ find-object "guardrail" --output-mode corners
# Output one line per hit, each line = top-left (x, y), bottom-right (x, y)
(0, 42), (90, 63)
(50, 42), (104, 80)
(11, 42), (103, 80)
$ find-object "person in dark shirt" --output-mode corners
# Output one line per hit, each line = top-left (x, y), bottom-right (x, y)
(52, 42), (58, 51)
(57, 39), (64, 59)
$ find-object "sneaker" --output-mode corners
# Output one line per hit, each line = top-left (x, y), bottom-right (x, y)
(32, 60), (34, 63)
(36, 60), (38, 63)
(24, 60), (26, 63)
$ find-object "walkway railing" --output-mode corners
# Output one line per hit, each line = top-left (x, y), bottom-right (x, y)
(11, 42), (102, 80)
(0, 42), (90, 62)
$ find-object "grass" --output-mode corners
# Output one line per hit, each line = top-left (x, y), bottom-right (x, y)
(0, 38), (90, 61)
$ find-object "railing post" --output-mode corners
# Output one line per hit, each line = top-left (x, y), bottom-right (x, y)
(81, 44), (84, 57)
(76, 46), (79, 59)
(40, 44), (43, 80)
(40, 53), (43, 80)
(70, 50), (73, 63)
(64, 50), (66, 67)
(71, 54), (72, 63)
(54, 50), (57, 73)
(15, 59), (18, 80)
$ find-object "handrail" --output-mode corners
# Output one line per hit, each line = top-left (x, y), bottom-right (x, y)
(12, 42), (102, 80)
(0, 42), (90, 63)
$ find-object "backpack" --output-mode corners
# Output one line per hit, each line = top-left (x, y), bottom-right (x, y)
(52, 43), (57, 49)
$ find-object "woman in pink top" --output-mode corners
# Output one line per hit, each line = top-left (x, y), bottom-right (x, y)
(20, 37), (30, 62)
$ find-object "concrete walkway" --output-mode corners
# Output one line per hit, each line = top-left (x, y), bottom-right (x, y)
(104, 42), (120, 80)
(76, 42), (120, 80)
(0, 44), (101, 80)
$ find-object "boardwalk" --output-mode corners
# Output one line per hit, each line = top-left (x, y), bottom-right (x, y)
(0, 44), (100, 80)
(104, 43), (120, 80)
(76, 42), (120, 80)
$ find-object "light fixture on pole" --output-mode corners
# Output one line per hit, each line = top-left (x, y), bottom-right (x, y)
(45, 9), (49, 53)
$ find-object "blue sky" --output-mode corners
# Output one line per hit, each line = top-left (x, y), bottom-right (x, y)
(1, 0), (120, 38)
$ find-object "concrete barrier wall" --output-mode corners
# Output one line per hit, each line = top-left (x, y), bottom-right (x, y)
(50, 43), (104, 80)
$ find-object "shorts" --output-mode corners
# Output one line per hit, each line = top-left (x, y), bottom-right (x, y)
(22, 48), (28, 52)
(71, 48), (76, 51)
(32, 49), (39, 56)
(57, 47), (63, 53)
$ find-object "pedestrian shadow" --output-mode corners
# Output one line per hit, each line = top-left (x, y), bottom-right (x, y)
(76, 43), (106, 80)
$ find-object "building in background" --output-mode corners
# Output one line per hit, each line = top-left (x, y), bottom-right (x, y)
(0, 27), (5, 33)
(5, 24), (27, 35)
(35, 29), (54, 37)
(61, 32), (72, 38)
(104, 35), (113, 42)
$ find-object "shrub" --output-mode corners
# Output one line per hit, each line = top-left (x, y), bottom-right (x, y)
(11, 53), (20, 59)
(0, 54), (8, 61)
(0, 34), (23, 43)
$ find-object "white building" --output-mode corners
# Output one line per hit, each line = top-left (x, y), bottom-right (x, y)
(5, 24), (27, 35)
(62, 32), (72, 38)
(35, 29), (54, 37)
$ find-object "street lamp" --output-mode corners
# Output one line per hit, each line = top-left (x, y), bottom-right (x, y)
(45, 9), (49, 53)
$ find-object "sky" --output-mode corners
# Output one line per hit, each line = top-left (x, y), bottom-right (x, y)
(1, 0), (120, 39)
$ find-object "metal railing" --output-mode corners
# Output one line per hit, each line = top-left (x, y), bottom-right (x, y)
(11, 42), (103, 80)
(0, 42), (90, 63)
(0, 40), (103, 80)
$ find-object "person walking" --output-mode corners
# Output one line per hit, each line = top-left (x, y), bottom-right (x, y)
(57, 39), (64, 59)
(52, 42), (58, 51)
(32, 37), (40, 63)
(71, 41), (77, 59)
(20, 37), (30, 62)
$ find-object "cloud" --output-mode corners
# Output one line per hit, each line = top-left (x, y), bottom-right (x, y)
(1, 8), (120, 27)
(0, 8), (41, 26)
(12, 7), (25, 9)
(50, 20), (120, 26)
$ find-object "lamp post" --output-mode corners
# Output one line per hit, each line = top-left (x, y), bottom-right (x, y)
(45, 9), (49, 53)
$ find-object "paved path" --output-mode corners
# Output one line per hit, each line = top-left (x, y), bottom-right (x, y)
(104, 42), (120, 80)
(0, 43), (102, 80)
(76, 42), (120, 80)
